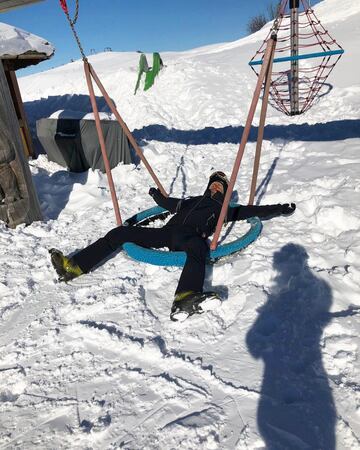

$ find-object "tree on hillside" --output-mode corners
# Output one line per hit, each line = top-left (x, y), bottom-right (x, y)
(247, 14), (267, 34)
(267, 1), (282, 20)
(247, 1), (282, 34)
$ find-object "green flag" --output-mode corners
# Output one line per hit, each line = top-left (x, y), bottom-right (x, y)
(144, 53), (163, 91)
(134, 53), (149, 95)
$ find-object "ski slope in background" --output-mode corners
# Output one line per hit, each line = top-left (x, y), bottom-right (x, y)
(1, 0), (360, 448)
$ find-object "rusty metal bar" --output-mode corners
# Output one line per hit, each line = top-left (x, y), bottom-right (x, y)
(84, 60), (122, 225)
(88, 63), (168, 197)
(290, 0), (300, 115)
(210, 36), (277, 250)
(248, 38), (277, 205)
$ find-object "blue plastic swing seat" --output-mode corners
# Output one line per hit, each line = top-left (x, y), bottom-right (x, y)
(122, 205), (262, 267)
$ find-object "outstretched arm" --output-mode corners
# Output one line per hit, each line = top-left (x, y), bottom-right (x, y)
(148, 188), (183, 213)
(227, 203), (296, 222)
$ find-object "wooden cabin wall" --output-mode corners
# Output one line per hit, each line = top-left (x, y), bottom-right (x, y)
(4, 65), (34, 157)
(0, 60), (42, 227)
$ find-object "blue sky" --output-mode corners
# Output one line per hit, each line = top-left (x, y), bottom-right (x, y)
(1, 0), (322, 76)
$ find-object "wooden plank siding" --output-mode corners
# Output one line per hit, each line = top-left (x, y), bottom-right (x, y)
(4, 66), (34, 157)
(0, 60), (42, 226)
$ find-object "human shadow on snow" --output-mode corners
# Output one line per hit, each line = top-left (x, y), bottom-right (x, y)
(246, 243), (337, 449)
(133, 119), (360, 145)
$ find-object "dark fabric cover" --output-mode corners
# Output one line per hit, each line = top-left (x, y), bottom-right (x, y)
(36, 118), (134, 173)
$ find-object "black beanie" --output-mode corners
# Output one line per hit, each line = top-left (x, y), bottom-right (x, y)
(206, 172), (229, 194)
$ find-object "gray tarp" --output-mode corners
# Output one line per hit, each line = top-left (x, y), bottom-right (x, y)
(36, 118), (134, 173)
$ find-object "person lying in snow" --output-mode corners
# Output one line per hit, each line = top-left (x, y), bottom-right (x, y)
(50, 171), (296, 321)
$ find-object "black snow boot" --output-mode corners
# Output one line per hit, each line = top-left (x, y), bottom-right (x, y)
(281, 203), (296, 216)
(170, 291), (221, 322)
(49, 248), (83, 282)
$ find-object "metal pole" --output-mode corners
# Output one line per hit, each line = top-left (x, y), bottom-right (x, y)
(84, 60), (122, 226)
(88, 64), (168, 198)
(290, 0), (300, 115)
(248, 38), (277, 205)
(210, 36), (277, 250)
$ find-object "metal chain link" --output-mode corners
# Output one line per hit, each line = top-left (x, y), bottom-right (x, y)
(71, 0), (79, 24)
(61, 0), (87, 60)
(271, 17), (280, 34)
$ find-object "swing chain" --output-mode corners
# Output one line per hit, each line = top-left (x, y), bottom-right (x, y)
(70, 0), (79, 25)
(271, 17), (280, 34)
(60, 0), (87, 61)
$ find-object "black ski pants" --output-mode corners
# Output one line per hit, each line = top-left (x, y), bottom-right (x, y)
(72, 224), (209, 295)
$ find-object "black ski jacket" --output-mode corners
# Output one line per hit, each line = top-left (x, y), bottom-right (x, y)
(151, 189), (284, 238)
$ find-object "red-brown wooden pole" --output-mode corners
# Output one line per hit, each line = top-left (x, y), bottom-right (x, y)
(210, 36), (277, 250)
(84, 60), (122, 225)
(88, 63), (168, 197)
(248, 37), (277, 205)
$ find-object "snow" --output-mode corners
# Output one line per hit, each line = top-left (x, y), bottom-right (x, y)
(49, 110), (113, 120)
(1, 0), (360, 448)
(0, 22), (54, 58)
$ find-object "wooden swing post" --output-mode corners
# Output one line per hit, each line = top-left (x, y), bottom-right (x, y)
(88, 64), (168, 197)
(60, 0), (168, 227)
(210, 35), (277, 251)
(248, 36), (277, 205)
(84, 60), (122, 225)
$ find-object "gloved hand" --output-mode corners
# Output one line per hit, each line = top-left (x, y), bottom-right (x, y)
(149, 187), (160, 198)
(281, 203), (296, 216)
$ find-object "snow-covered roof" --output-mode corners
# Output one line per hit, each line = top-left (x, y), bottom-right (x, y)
(0, 0), (44, 13)
(0, 21), (54, 69)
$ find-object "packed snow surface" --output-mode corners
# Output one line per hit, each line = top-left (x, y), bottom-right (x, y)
(0, 22), (54, 58)
(1, 0), (360, 448)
